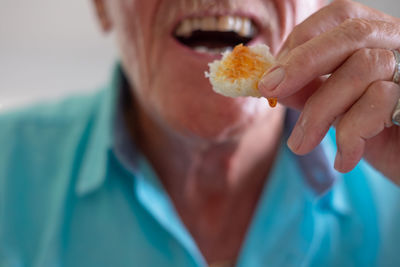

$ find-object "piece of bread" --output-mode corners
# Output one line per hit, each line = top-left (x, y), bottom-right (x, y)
(205, 44), (277, 107)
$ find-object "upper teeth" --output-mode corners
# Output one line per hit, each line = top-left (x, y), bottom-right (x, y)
(175, 16), (257, 38)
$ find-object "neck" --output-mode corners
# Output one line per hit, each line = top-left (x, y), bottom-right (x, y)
(125, 98), (286, 263)
(127, 102), (285, 196)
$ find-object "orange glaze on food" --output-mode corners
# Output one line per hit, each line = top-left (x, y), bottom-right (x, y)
(267, 98), (277, 107)
(217, 44), (277, 107)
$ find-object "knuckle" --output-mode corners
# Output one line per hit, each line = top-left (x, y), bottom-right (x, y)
(286, 46), (309, 71)
(288, 43), (320, 74)
(288, 24), (316, 49)
(351, 48), (374, 72)
(350, 48), (392, 77)
(340, 18), (374, 42)
(350, 48), (395, 79)
(367, 81), (397, 106)
(352, 48), (372, 63)
(344, 48), (373, 83)
(366, 82), (386, 107)
(364, 81), (399, 126)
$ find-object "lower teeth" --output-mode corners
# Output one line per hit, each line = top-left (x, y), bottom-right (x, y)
(193, 46), (232, 54)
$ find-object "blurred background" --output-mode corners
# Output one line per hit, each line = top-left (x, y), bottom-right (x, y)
(1, 0), (399, 111)
(0, 0), (116, 111)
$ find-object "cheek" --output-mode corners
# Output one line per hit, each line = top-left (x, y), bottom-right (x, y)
(110, 0), (157, 94)
(110, 0), (286, 139)
(148, 53), (271, 139)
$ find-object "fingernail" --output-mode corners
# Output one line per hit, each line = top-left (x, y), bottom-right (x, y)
(334, 151), (342, 171)
(287, 124), (304, 152)
(258, 67), (285, 93)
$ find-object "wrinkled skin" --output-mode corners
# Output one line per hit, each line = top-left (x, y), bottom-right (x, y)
(259, 0), (400, 182)
(93, 0), (400, 263)
(102, 0), (301, 141)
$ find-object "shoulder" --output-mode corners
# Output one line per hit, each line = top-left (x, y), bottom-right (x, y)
(0, 88), (109, 199)
(0, 89), (105, 129)
(0, 89), (107, 150)
(0, 88), (110, 188)
(0, 88), (111, 175)
(0, 88), (112, 263)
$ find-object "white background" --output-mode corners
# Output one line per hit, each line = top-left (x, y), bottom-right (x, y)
(0, 0), (399, 111)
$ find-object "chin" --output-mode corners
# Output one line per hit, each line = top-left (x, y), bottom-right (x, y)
(186, 100), (270, 142)
(146, 35), (273, 142)
(120, 3), (280, 143)
(157, 86), (270, 142)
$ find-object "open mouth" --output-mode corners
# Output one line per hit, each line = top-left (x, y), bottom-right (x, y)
(173, 16), (258, 54)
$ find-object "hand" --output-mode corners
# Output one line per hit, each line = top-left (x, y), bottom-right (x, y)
(258, 0), (400, 183)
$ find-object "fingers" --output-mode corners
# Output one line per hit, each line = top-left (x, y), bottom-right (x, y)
(278, 0), (395, 59)
(277, 77), (326, 110)
(334, 81), (400, 172)
(259, 19), (400, 101)
(257, 0), (400, 175)
(287, 48), (396, 154)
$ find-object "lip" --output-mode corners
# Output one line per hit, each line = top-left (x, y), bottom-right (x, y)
(170, 11), (263, 37)
(170, 34), (265, 62)
(171, 37), (222, 61)
(169, 11), (264, 61)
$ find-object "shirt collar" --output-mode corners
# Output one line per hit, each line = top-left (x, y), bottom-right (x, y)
(283, 110), (351, 215)
(75, 64), (120, 196)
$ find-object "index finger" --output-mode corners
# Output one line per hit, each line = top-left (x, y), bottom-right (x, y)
(278, 0), (395, 59)
(258, 19), (400, 101)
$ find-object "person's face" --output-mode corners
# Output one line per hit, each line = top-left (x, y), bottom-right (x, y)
(96, 0), (323, 141)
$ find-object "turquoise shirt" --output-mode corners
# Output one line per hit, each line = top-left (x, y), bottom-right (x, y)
(1, 67), (400, 267)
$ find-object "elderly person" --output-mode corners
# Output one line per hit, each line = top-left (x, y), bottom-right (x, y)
(1, 0), (400, 266)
